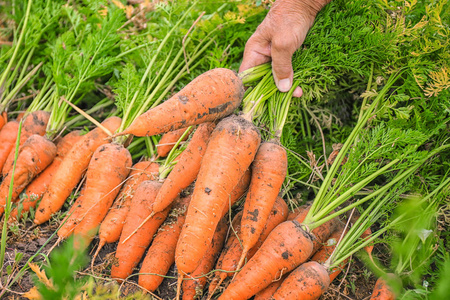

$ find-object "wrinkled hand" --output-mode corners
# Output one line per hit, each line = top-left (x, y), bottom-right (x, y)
(239, 0), (331, 97)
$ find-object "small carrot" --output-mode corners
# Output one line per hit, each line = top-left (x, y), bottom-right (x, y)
(34, 116), (122, 224)
(287, 203), (311, 221)
(218, 220), (314, 300)
(70, 143), (132, 247)
(237, 141), (287, 271)
(0, 135), (57, 216)
(182, 215), (229, 300)
(152, 122), (215, 214)
(157, 127), (193, 158)
(138, 194), (192, 292)
(91, 161), (160, 266)
(0, 121), (20, 172)
(119, 68), (244, 137)
(10, 131), (83, 220)
(175, 114), (261, 275)
(271, 261), (330, 300)
(2, 110), (50, 176)
(370, 274), (399, 300)
(111, 180), (170, 281)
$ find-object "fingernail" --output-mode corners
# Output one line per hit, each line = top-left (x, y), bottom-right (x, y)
(277, 78), (291, 92)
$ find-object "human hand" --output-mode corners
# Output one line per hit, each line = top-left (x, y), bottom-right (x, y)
(239, 0), (331, 97)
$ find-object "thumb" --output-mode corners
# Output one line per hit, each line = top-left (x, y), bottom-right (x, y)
(270, 38), (296, 93)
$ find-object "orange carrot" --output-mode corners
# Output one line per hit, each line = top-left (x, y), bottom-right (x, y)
(237, 141), (287, 270)
(175, 114), (260, 275)
(57, 194), (86, 240)
(138, 194), (192, 292)
(70, 143), (132, 247)
(10, 131), (83, 220)
(111, 180), (170, 281)
(153, 122), (215, 214)
(297, 213), (339, 253)
(2, 110), (50, 176)
(271, 261), (330, 300)
(182, 215), (229, 300)
(157, 127), (193, 158)
(370, 275), (397, 300)
(0, 113), (6, 130)
(218, 220), (314, 300)
(0, 121), (20, 172)
(253, 273), (287, 300)
(0, 135), (56, 216)
(34, 116), (122, 224)
(91, 161), (160, 265)
(119, 68), (244, 137)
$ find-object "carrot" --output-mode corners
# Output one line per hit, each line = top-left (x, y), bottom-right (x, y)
(311, 224), (347, 282)
(253, 273), (287, 300)
(237, 141), (287, 270)
(111, 180), (170, 281)
(299, 213), (339, 253)
(57, 194), (86, 240)
(34, 116), (122, 224)
(138, 194), (192, 292)
(2, 110), (50, 176)
(287, 203), (311, 221)
(0, 134), (56, 216)
(175, 114), (261, 275)
(119, 68), (244, 137)
(70, 143), (132, 247)
(153, 122), (215, 214)
(10, 131), (83, 220)
(370, 275), (397, 300)
(271, 261), (330, 300)
(218, 220), (314, 300)
(91, 161), (160, 265)
(182, 215), (229, 300)
(0, 121), (20, 172)
(0, 113), (6, 130)
(157, 127), (193, 158)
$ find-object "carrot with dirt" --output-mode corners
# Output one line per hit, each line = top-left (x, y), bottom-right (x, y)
(90, 161), (160, 265)
(0, 134), (56, 216)
(111, 180), (170, 281)
(181, 215), (229, 300)
(152, 122), (215, 214)
(175, 113), (261, 276)
(34, 116), (122, 224)
(236, 141), (287, 271)
(2, 110), (51, 176)
(10, 130), (83, 220)
(117, 68), (245, 137)
(253, 274), (287, 300)
(157, 127), (194, 158)
(370, 276), (397, 300)
(287, 203), (311, 221)
(138, 194), (192, 292)
(0, 121), (20, 172)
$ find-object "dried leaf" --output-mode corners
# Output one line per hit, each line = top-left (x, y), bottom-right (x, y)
(23, 287), (42, 300)
(28, 262), (53, 289)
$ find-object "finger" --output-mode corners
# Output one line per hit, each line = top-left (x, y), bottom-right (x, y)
(270, 37), (297, 92)
(239, 33), (271, 73)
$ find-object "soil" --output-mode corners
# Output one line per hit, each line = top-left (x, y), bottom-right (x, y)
(1, 218), (378, 300)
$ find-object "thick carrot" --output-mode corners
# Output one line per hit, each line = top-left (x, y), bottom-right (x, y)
(271, 261), (330, 300)
(157, 127), (193, 158)
(175, 114), (261, 275)
(138, 194), (192, 292)
(2, 110), (50, 176)
(0, 121), (20, 172)
(153, 122), (215, 214)
(253, 273), (287, 300)
(311, 224), (347, 282)
(111, 180), (170, 281)
(91, 161), (160, 264)
(182, 215), (229, 300)
(370, 275), (397, 300)
(70, 143), (132, 247)
(119, 68), (244, 137)
(34, 116), (122, 224)
(10, 131), (83, 220)
(237, 141), (287, 270)
(218, 220), (314, 300)
(0, 135), (56, 216)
